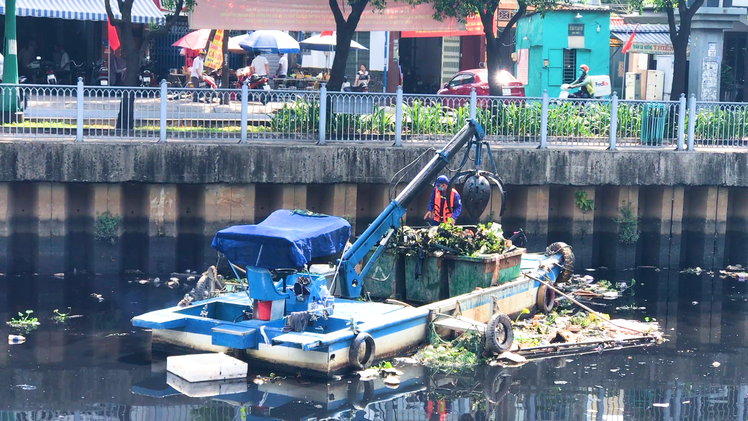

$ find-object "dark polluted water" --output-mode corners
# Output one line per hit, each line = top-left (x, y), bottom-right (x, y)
(1, 267), (747, 420)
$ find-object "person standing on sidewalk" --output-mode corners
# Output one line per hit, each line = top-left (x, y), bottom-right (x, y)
(189, 50), (206, 102)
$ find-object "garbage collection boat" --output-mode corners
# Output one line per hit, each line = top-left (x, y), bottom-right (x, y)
(132, 121), (575, 377)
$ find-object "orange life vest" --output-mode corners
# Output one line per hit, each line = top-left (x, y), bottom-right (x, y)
(433, 188), (456, 223)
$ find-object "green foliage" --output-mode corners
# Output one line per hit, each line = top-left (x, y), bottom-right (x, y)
(574, 190), (594, 213)
(94, 211), (122, 245)
(270, 99), (320, 133)
(398, 222), (505, 257)
(8, 310), (39, 333)
(515, 308), (530, 323)
(52, 307), (72, 323)
(613, 201), (640, 245)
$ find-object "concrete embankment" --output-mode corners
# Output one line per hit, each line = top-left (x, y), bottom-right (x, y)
(0, 141), (745, 275)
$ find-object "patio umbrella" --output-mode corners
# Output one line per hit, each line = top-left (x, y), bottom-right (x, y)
(300, 32), (368, 52)
(237, 30), (300, 54)
(172, 29), (242, 52)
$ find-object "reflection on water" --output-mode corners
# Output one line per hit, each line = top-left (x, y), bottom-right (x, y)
(1, 268), (748, 420)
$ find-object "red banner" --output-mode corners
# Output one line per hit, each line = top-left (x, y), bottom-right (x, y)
(190, 0), (469, 32)
(204, 30), (224, 70)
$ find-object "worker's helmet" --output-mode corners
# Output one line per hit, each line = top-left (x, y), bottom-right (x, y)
(199, 49), (206, 55)
(436, 175), (450, 186)
(580, 64), (589, 72)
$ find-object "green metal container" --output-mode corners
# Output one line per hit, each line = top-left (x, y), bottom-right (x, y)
(404, 253), (449, 304)
(640, 103), (667, 145)
(361, 248), (402, 299)
(444, 248), (525, 297)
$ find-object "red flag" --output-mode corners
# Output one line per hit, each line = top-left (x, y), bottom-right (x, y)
(108, 17), (120, 51)
(621, 24), (639, 54)
(321, 31), (334, 37)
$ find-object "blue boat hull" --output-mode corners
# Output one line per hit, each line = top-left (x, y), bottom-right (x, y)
(133, 250), (566, 377)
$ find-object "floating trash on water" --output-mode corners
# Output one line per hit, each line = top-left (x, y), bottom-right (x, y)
(138, 279), (149, 285)
(680, 267), (703, 275)
(653, 403), (669, 408)
(167, 278), (180, 288)
(105, 333), (128, 338)
(90, 293), (104, 302)
(8, 335), (25, 344)
(712, 361), (721, 368)
(53, 273), (65, 279)
(14, 384), (36, 391)
(610, 368), (620, 373)
(682, 400), (691, 404)
(692, 301), (699, 305)
(187, 276), (196, 282)
(384, 376), (401, 388)
(554, 380), (568, 385)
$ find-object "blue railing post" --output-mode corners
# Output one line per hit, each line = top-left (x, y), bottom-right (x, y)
(687, 94), (696, 151)
(609, 92), (618, 151)
(395, 85), (403, 146)
(469, 88), (477, 121)
(75, 77), (84, 142)
(318, 85), (327, 145)
(676, 93), (686, 151)
(159, 79), (167, 143)
(539, 90), (548, 149)
(240, 80), (248, 144)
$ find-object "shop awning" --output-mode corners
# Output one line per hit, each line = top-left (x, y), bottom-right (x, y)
(0, 0), (165, 24)
(611, 24), (673, 54)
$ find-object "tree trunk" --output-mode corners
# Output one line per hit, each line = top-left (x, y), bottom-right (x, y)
(328, 31), (355, 91)
(327, 0), (368, 92)
(485, 37), (503, 97)
(670, 35), (688, 100)
(481, 4), (526, 97)
(117, 20), (141, 131)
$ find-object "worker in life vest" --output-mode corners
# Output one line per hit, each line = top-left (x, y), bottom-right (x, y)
(423, 175), (462, 226)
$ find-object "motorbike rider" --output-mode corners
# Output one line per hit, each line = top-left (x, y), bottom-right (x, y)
(568, 64), (593, 98)
(424, 175), (462, 226)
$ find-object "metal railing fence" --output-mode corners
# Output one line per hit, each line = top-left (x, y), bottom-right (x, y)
(0, 78), (742, 150)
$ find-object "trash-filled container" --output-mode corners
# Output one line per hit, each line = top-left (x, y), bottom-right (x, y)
(359, 248), (402, 299)
(640, 103), (667, 145)
(444, 248), (525, 297)
(404, 252), (449, 304)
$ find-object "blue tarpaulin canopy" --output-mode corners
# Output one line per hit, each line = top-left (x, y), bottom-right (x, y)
(211, 210), (351, 269)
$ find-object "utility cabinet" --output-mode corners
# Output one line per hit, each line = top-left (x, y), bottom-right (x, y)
(646, 70), (665, 101)
(625, 72), (641, 100)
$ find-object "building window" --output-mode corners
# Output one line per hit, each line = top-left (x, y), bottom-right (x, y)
(563, 49), (576, 84)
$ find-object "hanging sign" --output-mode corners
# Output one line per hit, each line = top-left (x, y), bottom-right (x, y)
(204, 30), (224, 70)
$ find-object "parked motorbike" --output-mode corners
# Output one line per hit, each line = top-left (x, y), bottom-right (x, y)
(25, 57), (58, 84)
(92, 60), (110, 86)
(71, 60), (87, 84)
(139, 68), (155, 87)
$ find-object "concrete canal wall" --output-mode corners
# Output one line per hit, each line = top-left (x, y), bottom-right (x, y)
(0, 141), (746, 275)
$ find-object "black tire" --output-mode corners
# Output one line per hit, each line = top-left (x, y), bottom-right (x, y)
(485, 313), (513, 354)
(349, 332), (376, 370)
(483, 367), (512, 403)
(348, 378), (374, 410)
(536, 284), (555, 313)
(194, 276), (210, 301)
(545, 242), (575, 284)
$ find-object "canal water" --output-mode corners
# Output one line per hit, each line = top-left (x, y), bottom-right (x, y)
(1, 267), (746, 420)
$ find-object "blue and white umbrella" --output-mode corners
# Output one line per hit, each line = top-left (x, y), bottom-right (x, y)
(237, 30), (300, 54)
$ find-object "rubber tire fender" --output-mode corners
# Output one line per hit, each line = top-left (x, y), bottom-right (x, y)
(348, 378), (375, 410)
(545, 242), (575, 285)
(536, 284), (555, 313)
(483, 367), (512, 403)
(349, 332), (376, 371)
(485, 313), (513, 354)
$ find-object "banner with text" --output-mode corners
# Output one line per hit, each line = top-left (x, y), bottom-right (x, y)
(191, 0), (472, 31)
(204, 30), (224, 70)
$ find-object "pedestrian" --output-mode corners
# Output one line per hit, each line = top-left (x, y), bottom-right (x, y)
(250, 50), (269, 76)
(276, 52), (288, 78)
(189, 49), (206, 102)
(423, 175), (462, 226)
(353, 63), (370, 88)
